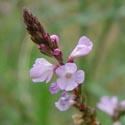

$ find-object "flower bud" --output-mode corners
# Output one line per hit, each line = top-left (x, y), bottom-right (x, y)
(50, 35), (60, 48)
(38, 44), (53, 56)
(53, 48), (63, 64)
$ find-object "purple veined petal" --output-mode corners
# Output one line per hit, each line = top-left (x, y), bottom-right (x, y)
(69, 36), (93, 59)
(75, 70), (85, 84)
(49, 82), (60, 94)
(55, 99), (70, 111)
(55, 65), (65, 77)
(55, 92), (75, 111)
(65, 63), (77, 74)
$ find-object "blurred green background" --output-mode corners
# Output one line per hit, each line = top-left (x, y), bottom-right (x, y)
(0, 0), (125, 125)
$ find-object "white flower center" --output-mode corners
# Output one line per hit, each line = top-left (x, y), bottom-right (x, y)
(65, 73), (72, 79)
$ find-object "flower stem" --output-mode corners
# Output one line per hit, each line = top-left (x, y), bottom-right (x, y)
(73, 85), (101, 125)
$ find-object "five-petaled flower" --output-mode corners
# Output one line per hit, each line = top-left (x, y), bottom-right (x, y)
(30, 58), (54, 83)
(97, 96), (125, 123)
(97, 96), (118, 116)
(55, 63), (85, 91)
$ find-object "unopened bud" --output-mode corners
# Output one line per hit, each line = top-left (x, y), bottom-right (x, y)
(53, 48), (61, 56)
(50, 35), (60, 48)
(38, 44), (53, 56)
(53, 48), (63, 64)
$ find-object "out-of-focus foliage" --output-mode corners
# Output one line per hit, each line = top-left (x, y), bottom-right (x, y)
(0, 0), (125, 125)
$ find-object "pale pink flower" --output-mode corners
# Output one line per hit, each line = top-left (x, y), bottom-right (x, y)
(55, 63), (85, 91)
(30, 58), (54, 83)
(97, 96), (118, 116)
(69, 36), (93, 59)
(55, 92), (75, 111)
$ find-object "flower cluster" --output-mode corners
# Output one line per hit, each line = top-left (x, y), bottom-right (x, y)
(97, 96), (125, 123)
(30, 35), (93, 111)
(23, 8), (93, 111)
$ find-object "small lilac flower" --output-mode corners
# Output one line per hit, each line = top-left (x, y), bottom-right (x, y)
(69, 36), (93, 59)
(97, 96), (118, 116)
(55, 92), (75, 111)
(30, 58), (54, 83)
(55, 63), (85, 91)
(49, 82), (60, 94)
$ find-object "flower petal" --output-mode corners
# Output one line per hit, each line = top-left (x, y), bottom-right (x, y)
(49, 82), (60, 94)
(70, 36), (93, 58)
(56, 78), (67, 90)
(65, 81), (78, 91)
(65, 63), (77, 73)
(35, 58), (52, 66)
(55, 92), (74, 111)
(97, 96), (118, 116)
(30, 65), (43, 79)
(75, 70), (85, 84)
(45, 70), (53, 83)
(30, 58), (54, 83)
(55, 65), (65, 77)
(32, 72), (48, 82)
(57, 77), (78, 91)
